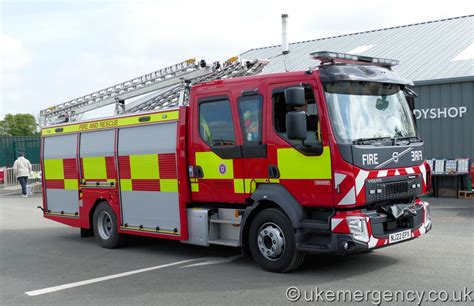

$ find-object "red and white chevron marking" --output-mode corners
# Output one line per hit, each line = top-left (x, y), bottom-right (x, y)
(335, 164), (427, 206)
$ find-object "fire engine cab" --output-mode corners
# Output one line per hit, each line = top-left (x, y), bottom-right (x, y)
(40, 51), (432, 272)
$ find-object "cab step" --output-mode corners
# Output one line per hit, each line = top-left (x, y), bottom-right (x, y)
(300, 219), (331, 231)
(209, 219), (240, 225)
(208, 239), (240, 247)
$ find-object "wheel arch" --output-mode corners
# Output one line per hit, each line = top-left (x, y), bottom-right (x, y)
(88, 198), (110, 230)
(240, 184), (304, 257)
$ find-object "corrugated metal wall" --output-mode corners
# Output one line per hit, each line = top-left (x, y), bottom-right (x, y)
(0, 136), (41, 167)
(412, 81), (473, 160)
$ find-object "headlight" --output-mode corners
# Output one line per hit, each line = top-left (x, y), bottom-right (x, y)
(347, 217), (369, 243)
(424, 204), (432, 229)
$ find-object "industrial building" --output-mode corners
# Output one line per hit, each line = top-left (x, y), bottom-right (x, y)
(241, 15), (474, 160)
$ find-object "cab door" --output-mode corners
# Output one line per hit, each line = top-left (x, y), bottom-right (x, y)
(266, 80), (333, 206)
(235, 93), (270, 195)
(188, 94), (246, 203)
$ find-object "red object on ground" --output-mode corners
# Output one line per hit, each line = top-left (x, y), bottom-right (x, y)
(0, 168), (4, 184)
(471, 165), (474, 188)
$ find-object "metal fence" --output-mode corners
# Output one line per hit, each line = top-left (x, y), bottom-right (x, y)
(2, 164), (42, 188)
(0, 136), (41, 167)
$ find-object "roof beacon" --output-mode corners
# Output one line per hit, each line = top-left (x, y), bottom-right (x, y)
(310, 51), (400, 68)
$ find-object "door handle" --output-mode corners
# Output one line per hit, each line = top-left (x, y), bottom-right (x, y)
(189, 165), (204, 178)
(268, 164), (280, 179)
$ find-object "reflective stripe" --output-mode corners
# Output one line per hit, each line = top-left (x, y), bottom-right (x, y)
(42, 110), (179, 136)
(82, 156), (107, 180)
(64, 179), (79, 190)
(130, 154), (159, 179)
(160, 179), (178, 192)
(233, 179), (245, 193)
(233, 178), (280, 194)
(277, 147), (332, 179)
(195, 151), (233, 179)
(120, 179), (132, 191)
(191, 182), (199, 192)
(44, 159), (64, 179)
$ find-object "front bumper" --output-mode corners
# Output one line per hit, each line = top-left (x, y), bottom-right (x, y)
(296, 200), (432, 254)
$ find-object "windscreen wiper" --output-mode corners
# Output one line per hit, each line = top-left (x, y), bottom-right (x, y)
(353, 137), (392, 145)
(393, 136), (423, 144)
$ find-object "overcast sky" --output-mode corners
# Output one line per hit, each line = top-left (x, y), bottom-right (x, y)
(0, 0), (471, 121)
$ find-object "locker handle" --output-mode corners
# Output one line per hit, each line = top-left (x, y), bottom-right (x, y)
(268, 165), (280, 178)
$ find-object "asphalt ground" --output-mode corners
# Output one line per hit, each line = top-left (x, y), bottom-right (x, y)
(0, 190), (473, 305)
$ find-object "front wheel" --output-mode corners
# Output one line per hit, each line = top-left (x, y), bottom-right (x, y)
(249, 208), (305, 273)
(93, 201), (123, 248)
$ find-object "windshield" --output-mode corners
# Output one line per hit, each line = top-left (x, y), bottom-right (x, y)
(324, 81), (416, 144)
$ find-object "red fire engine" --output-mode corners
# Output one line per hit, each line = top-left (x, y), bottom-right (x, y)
(40, 52), (432, 272)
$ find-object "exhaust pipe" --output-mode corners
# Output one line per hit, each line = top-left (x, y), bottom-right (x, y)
(281, 14), (289, 55)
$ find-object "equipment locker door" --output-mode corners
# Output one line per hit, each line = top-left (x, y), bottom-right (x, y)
(189, 95), (246, 203)
(117, 122), (181, 235)
(43, 134), (80, 216)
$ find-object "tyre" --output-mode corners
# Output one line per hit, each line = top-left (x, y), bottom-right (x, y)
(249, 208), (305, 273)
(92, 201), (123, 248)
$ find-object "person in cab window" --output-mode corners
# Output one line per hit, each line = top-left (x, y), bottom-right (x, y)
(243, 110), (259, 142)
(200, 114), (212, 144)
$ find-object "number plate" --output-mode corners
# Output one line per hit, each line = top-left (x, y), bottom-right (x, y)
(389, 229), (411, 243)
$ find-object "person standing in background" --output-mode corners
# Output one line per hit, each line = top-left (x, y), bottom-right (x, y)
(13, 153), (32, 197)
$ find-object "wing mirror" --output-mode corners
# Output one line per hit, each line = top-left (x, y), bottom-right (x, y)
(286, 111), (307, 140)
(284, 87), (305, 107)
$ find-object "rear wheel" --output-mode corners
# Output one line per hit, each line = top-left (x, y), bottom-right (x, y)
(249, 208), (305, 273)
(93, 201), (123, 248)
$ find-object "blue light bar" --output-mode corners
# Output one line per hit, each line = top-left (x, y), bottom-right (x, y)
(310, 51), (399, 67)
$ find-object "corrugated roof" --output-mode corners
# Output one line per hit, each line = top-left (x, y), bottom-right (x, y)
(241, 15), (474, 83)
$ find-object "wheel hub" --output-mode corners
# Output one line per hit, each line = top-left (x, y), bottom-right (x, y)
(97, 211), (113, 240)
(257, 222), (285, 261)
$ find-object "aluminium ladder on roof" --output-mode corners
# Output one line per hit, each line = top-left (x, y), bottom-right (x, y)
(39, 59), (211, 126)
(125, 58), (269, 113)
(39, 57), (269, 126)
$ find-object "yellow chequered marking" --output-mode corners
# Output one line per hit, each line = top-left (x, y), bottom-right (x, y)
(233, 179), (245, 193)
(120, 179), (132, 191)
(277, 147), (332, 179)
(42, 110), (179, 136)
(82, 156), (107, 180)
(191, 182), (199, 192)
(130, 154), (159, 179)
(44, 159), (64, 179)
(160, 179), (178, 192)
(233, 178), (279, 194)
(196, 151), (233, 179)
(64, 179), (79, 190)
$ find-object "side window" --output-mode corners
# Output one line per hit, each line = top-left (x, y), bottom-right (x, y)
(273, 85), (320, 145)
(199, 98), (236, 147)
(238, 95), (263, 144)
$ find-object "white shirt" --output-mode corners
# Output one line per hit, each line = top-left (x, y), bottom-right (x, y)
(13, 157), (32, 178)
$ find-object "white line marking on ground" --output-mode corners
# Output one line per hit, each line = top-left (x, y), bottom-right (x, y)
(25, 258), (200, 296)
(180, 255), (241, 268)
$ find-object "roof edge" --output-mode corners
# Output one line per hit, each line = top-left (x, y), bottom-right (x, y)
(241, 15), (474, 55)
(413, 76), (474, 86)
